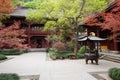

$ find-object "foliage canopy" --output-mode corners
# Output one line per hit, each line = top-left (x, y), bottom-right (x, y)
(25, 0), (107, 54)
(26, 0), (107, 20)
(0, 0), (20, 23)
(26, 0), (107, 42)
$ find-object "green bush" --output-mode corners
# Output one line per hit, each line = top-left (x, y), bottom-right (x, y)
(0, 73), (19, 80)
(56, 51), (74, 59)
(57, 50), (72, 54)
(78, 46), (89, 54)
(0, 49), (25, 55)
(66, 41), (74, 51)
(56, 50), (71, 58)
(49, 48), (75, 59)
(109, 67), (120, 80)
(22, 49), (28, 53)
(0, 54), (7, 60)
(49, 48), (58, 57)
(76, 54), (84, 59)
(49, 48), (85, 59)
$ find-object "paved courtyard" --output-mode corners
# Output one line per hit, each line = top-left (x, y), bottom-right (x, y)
(0, 52), (120, 80)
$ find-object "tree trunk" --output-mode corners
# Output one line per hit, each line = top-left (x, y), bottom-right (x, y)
(74, 17), (79, 55)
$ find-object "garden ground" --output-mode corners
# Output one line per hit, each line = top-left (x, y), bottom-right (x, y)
(0, 52), (120, 80)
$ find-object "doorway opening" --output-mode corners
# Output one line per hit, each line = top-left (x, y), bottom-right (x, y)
(30, 36), (43, 48)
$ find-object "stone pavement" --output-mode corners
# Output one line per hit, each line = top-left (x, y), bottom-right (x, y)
(0, 52), (120, 80)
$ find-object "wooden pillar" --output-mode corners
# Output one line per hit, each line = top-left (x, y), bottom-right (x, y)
(87, 28), (90, 35)
(28, 23), (31, 48)
(96, 27), (99, 36)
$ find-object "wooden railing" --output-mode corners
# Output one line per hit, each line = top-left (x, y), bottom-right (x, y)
(25, 29), (54, 35)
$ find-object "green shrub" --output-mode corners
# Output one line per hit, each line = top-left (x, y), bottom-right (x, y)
(78, 46), (89, 54)
(49, 51), (57, 58)
(49, 48), (58, 57)
(21, 49), (28, 53)
(0, 73), (19, 80)
(0, 49), (25, 55)
(109, 67), (120, 80)
(56, 50), (73, 58)
(49, 48), (58, 53)
(49, 48), (85, 60)
(56, 51), (74, 59)
(66, 41), (74, 51)
(76, 54), (84, 59)
(49, 48), (75, 59)
(57, 50), (72, 54)
(0, 54), (7, 60)
(65, 53), (76, 59)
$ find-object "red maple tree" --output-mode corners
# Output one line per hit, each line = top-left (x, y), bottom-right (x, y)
(0, 21), (28, 49)
(85, 0), (120, 39)
(0, 0), (13, 13)
(101, 0), (120, 39)
(0, 0), (18, 22)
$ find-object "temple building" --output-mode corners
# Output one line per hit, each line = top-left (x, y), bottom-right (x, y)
(2, 8), (53, 48)
(82, 0), (120, 51)
(2, 0), (120, 52)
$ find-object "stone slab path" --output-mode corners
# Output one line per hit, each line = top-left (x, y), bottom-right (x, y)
(0, 52), (120, 80)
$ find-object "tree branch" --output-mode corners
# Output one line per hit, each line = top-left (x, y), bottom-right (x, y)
(78, 0), (86, 18)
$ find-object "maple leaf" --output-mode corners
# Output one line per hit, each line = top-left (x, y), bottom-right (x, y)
(0, 21), (28, 49)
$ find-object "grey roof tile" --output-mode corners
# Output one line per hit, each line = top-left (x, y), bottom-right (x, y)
(9, 8), (29, 17)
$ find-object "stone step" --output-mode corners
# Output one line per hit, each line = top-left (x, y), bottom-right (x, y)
(27, 48), (47, 52)
(102, 55), (120, 63)
(20, 75), (39, 80)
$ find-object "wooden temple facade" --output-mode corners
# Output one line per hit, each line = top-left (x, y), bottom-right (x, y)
(82, 0), (120, 51)
(3, 8), (53, 48)
(2, 0), (120, 51)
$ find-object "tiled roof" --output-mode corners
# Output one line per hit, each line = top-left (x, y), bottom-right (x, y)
(9, 8), (29, 17)
(78, 36), (106, 41)
(105, 0), (118, 12)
